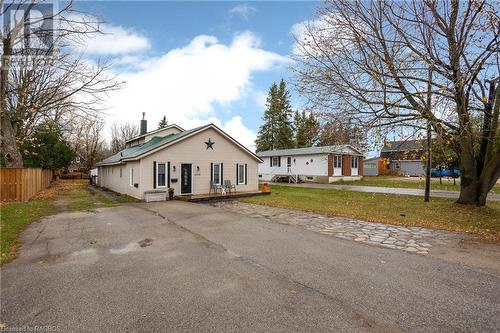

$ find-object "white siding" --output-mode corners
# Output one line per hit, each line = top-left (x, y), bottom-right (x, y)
(98, 162), (142, 199)
(258, 153), (328, 178)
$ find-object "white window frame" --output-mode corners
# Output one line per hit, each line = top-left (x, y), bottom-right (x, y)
(334, 155), (342, 169)
(238, 164), (246, 185)
(271, 156), (280, 167)
(129, 168), (134, 187)
(213, 163), (221, 185)
(351, 156), (359, 169)
(156, 162), (167, 188)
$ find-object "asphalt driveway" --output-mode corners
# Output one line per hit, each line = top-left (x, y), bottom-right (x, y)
(1, 201), (499, 332)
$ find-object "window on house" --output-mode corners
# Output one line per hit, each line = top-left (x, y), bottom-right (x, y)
(157, 163), (166, 187)
(213, 163), (221, 185)
(129, 168), (134, 186)
(351, 156), (359, 168)
(238, 164), (246, 184)
(271, 156), (280, 167)
(334, 155), (342, 168)
(120, 168), (122, 178)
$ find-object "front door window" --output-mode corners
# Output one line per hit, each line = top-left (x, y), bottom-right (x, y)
(181, 164), (192, 194)
(333, 155), (342, 176)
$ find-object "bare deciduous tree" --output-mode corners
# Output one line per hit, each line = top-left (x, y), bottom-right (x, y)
(67, 116), (108, 171)
(1, 1), (122, 167)
(110, 121), (139, 154)
(293, 0), (500, 205)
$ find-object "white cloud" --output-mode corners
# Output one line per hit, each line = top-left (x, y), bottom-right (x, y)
(229, 4), (257, 20)
(72, 23), (150, 55)
(221, 116), (257, 151)
(104, 31), (287, 150)
(251, 90), (267, 109)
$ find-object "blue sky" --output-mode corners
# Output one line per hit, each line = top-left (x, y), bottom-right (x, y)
(74, 1), (320, 149)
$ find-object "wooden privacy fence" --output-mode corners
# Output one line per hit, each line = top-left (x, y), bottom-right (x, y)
(0, 168), (53, 202)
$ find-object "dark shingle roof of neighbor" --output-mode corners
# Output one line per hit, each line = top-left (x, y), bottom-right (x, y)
(257, 145), (362, 157)
(97, 125), (207, 166)
(381, 140), (424, 152)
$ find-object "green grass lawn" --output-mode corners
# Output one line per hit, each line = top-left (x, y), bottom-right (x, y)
(0, 180), (136, 265)
(242, 185), (500, 241)
(341, 176), (500, 194)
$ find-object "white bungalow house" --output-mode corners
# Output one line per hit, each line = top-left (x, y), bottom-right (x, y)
(96, 117), (262, 200)
(257, 146), (364, 183)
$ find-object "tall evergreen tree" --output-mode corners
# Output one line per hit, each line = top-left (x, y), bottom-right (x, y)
(294, 110), (320, 148)
(158, 115), (168, 129)
(255, 80), (295, 152)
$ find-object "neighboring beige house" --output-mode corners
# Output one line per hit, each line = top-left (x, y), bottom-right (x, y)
(97, 120), (262, 200)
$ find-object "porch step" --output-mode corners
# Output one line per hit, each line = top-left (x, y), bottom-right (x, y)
(175, 191), (270, 203)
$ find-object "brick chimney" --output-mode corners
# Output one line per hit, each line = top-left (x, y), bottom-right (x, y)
(140, 112), (147, 135)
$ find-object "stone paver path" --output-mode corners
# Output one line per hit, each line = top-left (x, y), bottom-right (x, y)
(211, 201), (460, 255)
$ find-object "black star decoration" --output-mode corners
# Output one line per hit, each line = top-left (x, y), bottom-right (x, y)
(205, 138), (215, 150)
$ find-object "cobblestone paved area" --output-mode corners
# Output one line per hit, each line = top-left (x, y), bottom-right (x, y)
(211, 201), (458, 255)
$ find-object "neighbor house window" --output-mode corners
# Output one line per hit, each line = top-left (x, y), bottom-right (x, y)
(120, 168), (122, 178)
(129, 168), (134, 186)
(271, 156), (280, 167)
(238, 163), (246, 184)
(157, 163), (166, 187)
(213, 163), (221, 185)
(334, 155), (342, 168)
(351, 156), (359, 169)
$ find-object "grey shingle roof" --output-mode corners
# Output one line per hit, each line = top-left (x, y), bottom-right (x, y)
(381, 140), (424, 152)
(257, 145), (362, 157)
(97, 125), (207, 166)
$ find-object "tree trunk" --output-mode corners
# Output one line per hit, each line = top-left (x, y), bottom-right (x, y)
(0, 115), (23, 167)
(1, 38), (24, 167)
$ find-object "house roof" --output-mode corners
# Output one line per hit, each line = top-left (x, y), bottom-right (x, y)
(124, 124), (185, 144)
(381, 140), (424, 152)
(97, 124), (262, 166)
(257, 145), (363, 158)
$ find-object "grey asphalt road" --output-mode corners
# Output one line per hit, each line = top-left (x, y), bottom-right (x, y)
(1, 202), (499, 332)
(271, 182), (500, 201)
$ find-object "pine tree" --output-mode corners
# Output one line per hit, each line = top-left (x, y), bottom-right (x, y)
(295, 110), (320, 148)
(158, 115), (168, 129)
(274, 79), (295, 149)
(255, 84), (278, 152)
(255, 80), (295, 152)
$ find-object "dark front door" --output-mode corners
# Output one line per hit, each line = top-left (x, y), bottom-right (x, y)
(181, 164), (192, 194)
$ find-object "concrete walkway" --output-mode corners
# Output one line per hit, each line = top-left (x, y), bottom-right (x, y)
(272, 182), (500, 201)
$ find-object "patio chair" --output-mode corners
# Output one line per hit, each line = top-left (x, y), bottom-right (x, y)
(224, 180), (236, 194)
(209, 181), (222, 195)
